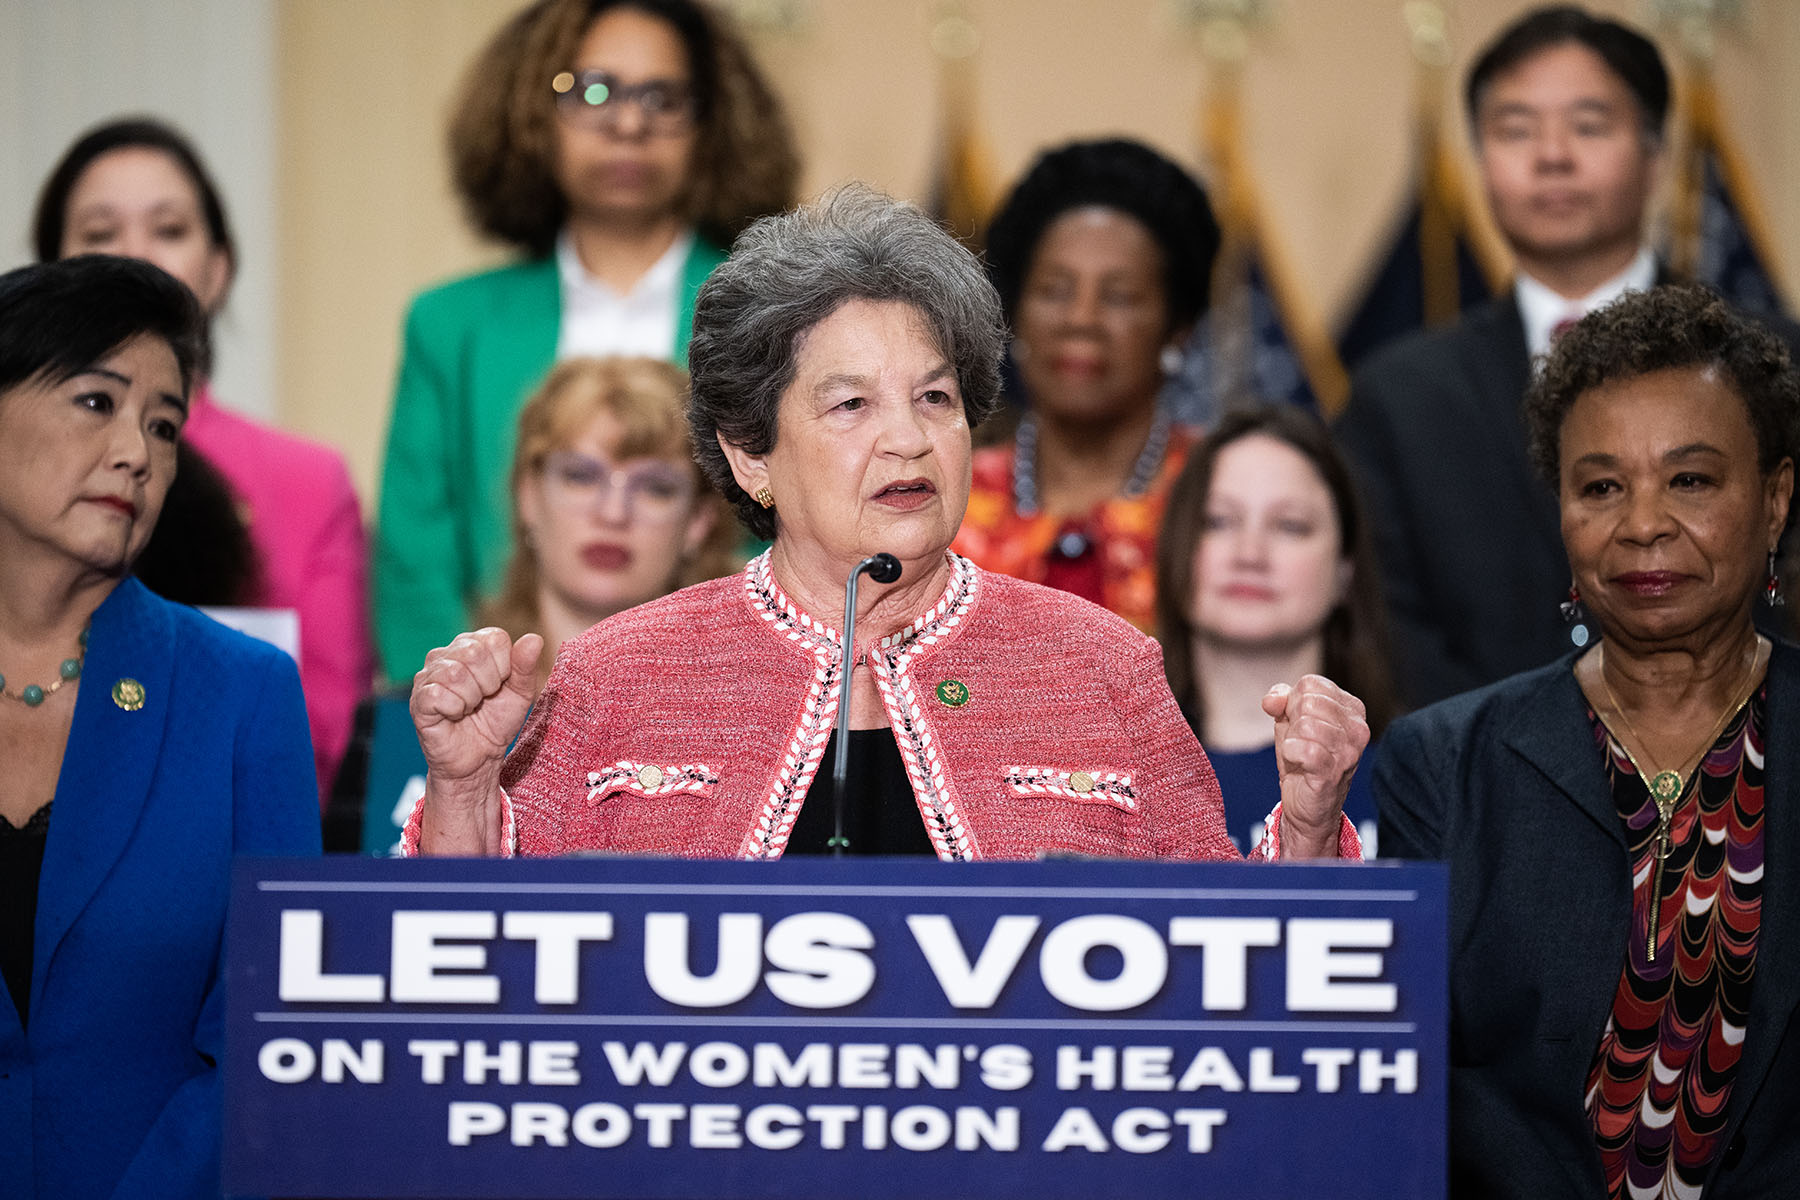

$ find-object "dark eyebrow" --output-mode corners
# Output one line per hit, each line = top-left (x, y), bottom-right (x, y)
(72, 367), (190, 416)
(915, 361), (957, 388)
(1481, 100), (1538, 121)
(1664, 442), (1725, 462)
(1483, 96), (1622, 122)
(811, 372), (874, 398)
(1567, 98), (1625, 118)
(1570, 443), (1726, 471)
(809, 362), (957, 397)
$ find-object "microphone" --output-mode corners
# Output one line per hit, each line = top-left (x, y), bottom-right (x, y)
(830, 553), (902, 855)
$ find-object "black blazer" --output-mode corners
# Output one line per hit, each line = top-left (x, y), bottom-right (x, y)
(1335, 295), (1581, 708)
(1335, 279), (1800, 709)
(1376, 642), (1800, 1198)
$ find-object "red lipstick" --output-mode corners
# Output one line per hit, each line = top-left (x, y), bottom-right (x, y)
(1613, 571), (1685, 598)
(581, 542), (631, 570)
(1049, 353), (1105, 378)
(87, 496), (138, 519)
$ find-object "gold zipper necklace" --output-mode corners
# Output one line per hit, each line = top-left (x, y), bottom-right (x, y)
(1593, 638), (1763, 962)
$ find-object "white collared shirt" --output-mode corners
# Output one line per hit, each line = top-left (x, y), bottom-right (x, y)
(554, 227), (694, 361)
(1516, 246), (1658, 363)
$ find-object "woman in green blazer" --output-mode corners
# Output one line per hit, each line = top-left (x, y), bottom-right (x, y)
(375, 0), (797, 681)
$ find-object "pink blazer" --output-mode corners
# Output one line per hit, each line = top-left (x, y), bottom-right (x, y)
(405, 553), (1358, 861)
(183, 386), (372, 805)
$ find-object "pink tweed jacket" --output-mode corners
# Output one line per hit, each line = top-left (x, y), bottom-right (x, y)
(406, 552), (1359, 861)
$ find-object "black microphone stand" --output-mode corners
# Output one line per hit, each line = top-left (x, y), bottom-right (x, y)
(830, 553), (902, 856)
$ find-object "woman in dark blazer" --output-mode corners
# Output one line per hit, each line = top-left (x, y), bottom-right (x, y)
(0, 257), (320, 1199)
(1377, 286), (1800, 1198)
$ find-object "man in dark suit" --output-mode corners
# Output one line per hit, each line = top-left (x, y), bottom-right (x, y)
(1337, 7), (1715, 706)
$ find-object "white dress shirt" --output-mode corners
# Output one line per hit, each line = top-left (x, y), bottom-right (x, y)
(1516, 246), (1658, 363)
(554, 227), (694, 361)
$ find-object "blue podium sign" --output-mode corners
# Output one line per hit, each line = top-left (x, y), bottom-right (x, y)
(225, 857), (1446, 1199)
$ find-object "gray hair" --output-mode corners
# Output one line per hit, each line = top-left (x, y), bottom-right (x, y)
(687, 184), (1006, 540)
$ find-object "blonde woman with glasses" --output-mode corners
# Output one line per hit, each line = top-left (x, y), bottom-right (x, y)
(480, 356), (739, 684)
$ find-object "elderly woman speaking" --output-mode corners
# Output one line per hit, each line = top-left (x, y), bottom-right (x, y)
(1378, 286), (1800, 1197)
(408, 189), (1365, 861)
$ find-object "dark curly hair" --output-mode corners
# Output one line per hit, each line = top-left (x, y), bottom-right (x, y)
(1526, 285), (1800, 492)
(688, 186), (1006, 541)
(1466, 6), (1669, 142)
(448, 0), (799, 256)
(983, 138), (1220, 335)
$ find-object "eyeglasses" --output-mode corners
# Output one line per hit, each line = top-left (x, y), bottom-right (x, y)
(539, 451), (696, 523)
(552, 69), (697, 134)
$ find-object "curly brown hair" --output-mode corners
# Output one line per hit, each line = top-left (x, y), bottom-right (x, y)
(448, 0), (799, 255)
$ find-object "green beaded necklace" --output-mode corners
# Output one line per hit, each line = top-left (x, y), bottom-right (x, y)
(0, 624), (89, 707)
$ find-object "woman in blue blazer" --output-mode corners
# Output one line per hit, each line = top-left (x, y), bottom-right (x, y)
(0, 257), (320, 1199)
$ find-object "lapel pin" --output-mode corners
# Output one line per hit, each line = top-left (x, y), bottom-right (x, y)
(935, 679), (970, 708)
(112, 678), (146, 712)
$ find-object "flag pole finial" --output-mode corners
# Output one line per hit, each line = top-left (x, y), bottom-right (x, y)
(929, 1), (981, 61)
(719, 0), (809, 37)
(1170, 0), (1273, 66)
(1649, 0), (1744, 64)
(1401, 1), (1451, 69)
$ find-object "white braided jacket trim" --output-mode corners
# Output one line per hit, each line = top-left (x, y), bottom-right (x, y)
(866, 554), (981, 862)
(741, 549), (981, 862)
(1004, 766), (1138, 811)
(398, 786), (518, 857)
(1252, 801), (1364, 862)
(587, 761), (720, 803)
(738, 552), (844, 859)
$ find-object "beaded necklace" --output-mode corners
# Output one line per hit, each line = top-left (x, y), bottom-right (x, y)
(1012, 405), (1172, 518)
(0, 624), (89, 708)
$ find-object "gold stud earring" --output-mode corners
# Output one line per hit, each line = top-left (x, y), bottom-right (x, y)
(754, 486), (774, 509)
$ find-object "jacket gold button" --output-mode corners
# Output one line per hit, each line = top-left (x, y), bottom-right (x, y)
(1069, 771), (1095, 794)
(637, 765), (665, 789)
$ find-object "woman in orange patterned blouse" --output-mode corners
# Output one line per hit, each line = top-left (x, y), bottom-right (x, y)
(1378, 286), (1800, 1199)
(952, 140), (1218, 633)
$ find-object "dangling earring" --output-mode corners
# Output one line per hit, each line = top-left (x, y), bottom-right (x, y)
(1559, 584), (1583, 623)
(1767, 550), (1784, 607)
(1159, 344), (1184, 376)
